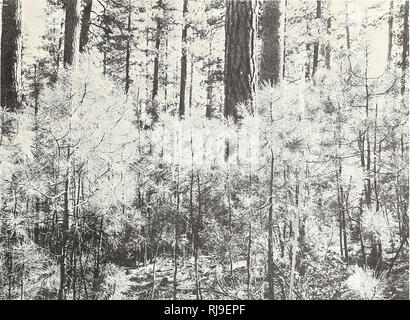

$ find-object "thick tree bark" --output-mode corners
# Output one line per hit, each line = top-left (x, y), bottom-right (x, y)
(79, 0), (93, 53)
(224, 0), (257, 122)
(1, 0), (22, 111)
(401, 1), (409, 95)
(178, 0), (189, 117)
(64, 0), (82, 68)
(260, 0), (283, 86)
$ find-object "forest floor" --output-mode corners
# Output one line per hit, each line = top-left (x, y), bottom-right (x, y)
(103, 249), (409, 300)
(107, 256), (259, 300)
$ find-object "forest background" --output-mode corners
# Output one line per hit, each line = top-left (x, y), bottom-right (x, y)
(0, 0), (408, 300)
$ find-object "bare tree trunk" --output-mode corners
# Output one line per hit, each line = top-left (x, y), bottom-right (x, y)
(92, 217), (103, 296)
(63, 0), (81, 68)
(325, 17), (331, 69)
(312, 1), (321, 77)
(206, 39), (213, 118)
(246, 221), (252, 299)
(102, 10), (111, 76)
(305, 24), (311, 80)
(227, 172), (234, 281)
(1, 0), (22, 111)
(260, 0), (284, 85)
(283, 0), (287, 78)
(374, 104), (380, 212)
(224, 0), (257, 163)
(164, 38), (168, 104)
(125, 4), (131, 94)
(338, 185), (344, 258)
(195, 173), (202, 300)
(267, 150), (275, 299)
(152, 0), (162, 101)
(387, 1), (394, 63)
(364, 45), (372, 208)
(178, 0), (189, 117)
(151, 240), (161, 299)
(289, 171), (302, 300)
(79, 0), (93, 53)
(58, 174), (70, 300)
(401, 1), (409, 95)
(58, 0), (81, 300)
(173, 166), (180, 299)
(224, 0), (257, 122)
(189, 56), (194, 111)
(345, 0), (351, 69)
(341, 185), (349, 263)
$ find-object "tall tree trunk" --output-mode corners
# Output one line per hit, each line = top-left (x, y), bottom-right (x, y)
(226, 171), (234, 280)
(64, 0), (82, 68)
(195, 172), (202, 300)
(289, 172), (302, 300)
(64, 0), (81, 67)
(246, 221), (252, 299)
(58, 174), (70, 300)
(224, 0), (257, 122)
(260, 0), (283, 86)
(267, 150), (275, 299)
(345, 1), (351, 51)
(206, 39), (213, 118)
(125, 4), (131, 94)
(79, 0), (93, 53)
(92, 217), (103, 296)
(365, 46), (372, 208)
(173, 166), (180, 299)
(260, 0), (284, 300)
(59, 0), (81, 300)
(55, 19), (65, 80)
(152, 0), (162, 101)
(312, 1), (322, 77)
(305, 24), (311, 80)
(1, 0), (22, 111)
(164, 38), (169, 104)
(102, 10), (110, 76)
(387, 1), (394, 64)
(283, 0), (287, 78)
(374, 104), (380, 212)
(189, 57), (194, 111)
(178, 0), (189, 117)
(401, 0), (409, 95)
(341, 184), (349, 263)
(325, 17), (331, 69)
